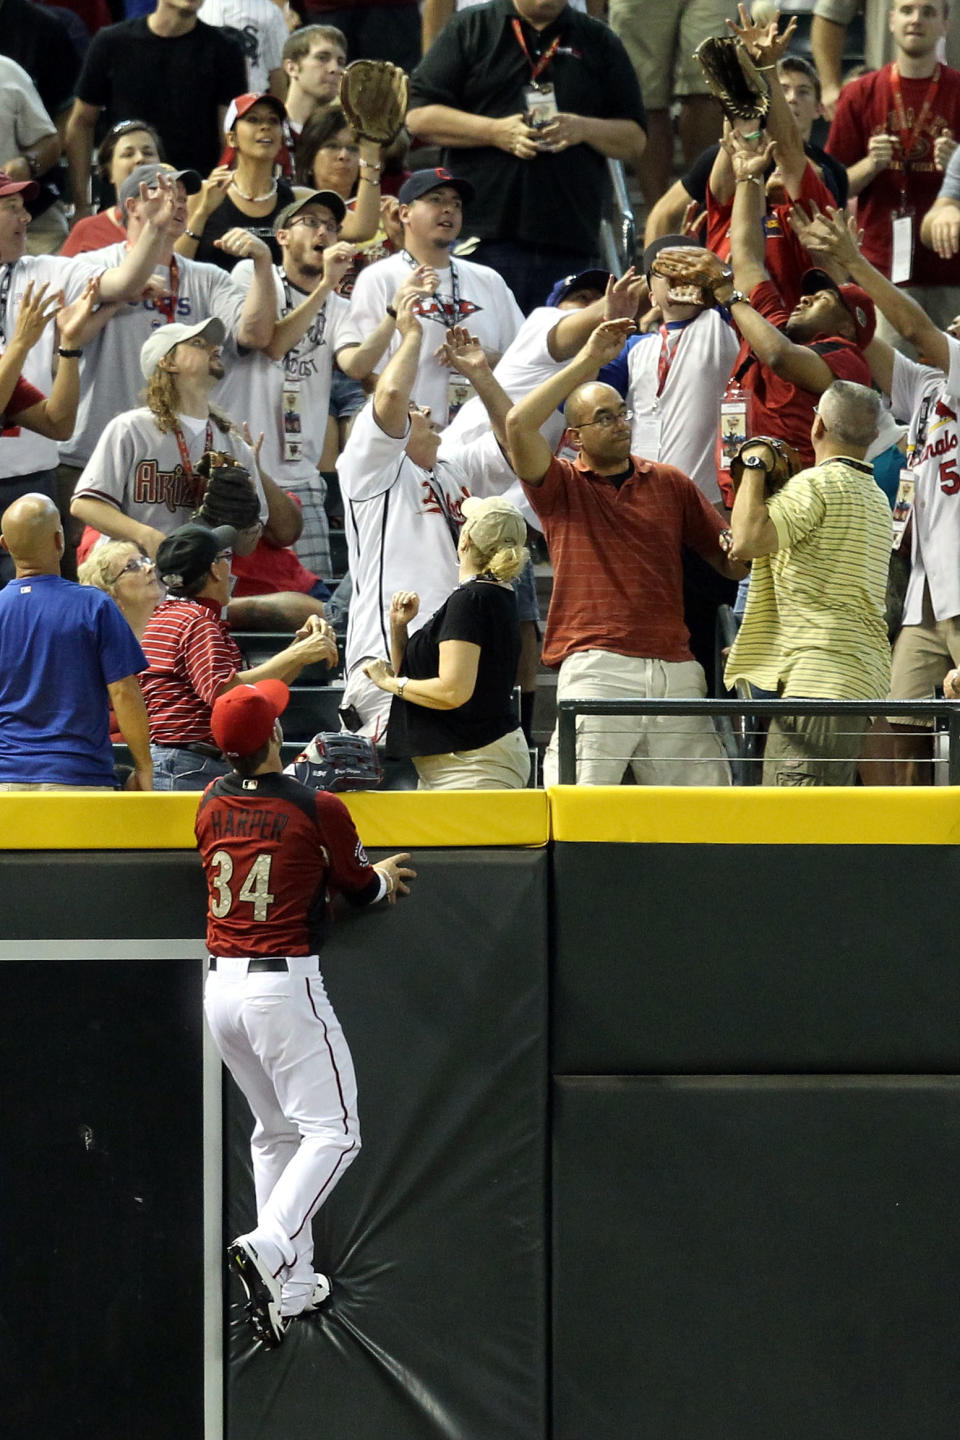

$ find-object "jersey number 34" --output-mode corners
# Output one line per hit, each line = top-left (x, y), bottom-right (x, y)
(209, 850), (275, 922)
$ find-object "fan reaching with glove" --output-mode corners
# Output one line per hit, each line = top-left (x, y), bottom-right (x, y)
(339, 59), (409, 147)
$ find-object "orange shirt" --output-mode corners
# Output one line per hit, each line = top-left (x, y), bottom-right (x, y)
(521, 453), (727, 668)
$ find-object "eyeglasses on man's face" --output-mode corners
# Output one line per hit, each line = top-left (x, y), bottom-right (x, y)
(575, 406), (633, 431)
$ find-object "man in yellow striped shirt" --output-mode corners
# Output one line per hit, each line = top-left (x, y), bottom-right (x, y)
(725, 380), (893, 785)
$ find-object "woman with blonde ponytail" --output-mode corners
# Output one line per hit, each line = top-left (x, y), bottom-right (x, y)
(363, 496), (532, 790)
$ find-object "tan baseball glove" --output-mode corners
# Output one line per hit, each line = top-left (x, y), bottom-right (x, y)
(694, 36), (770, 125)
(339, 60), (409, 147)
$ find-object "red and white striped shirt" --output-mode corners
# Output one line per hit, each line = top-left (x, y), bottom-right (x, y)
(140, 596), (242, 746)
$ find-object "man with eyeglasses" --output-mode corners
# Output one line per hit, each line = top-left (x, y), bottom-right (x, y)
(141, 520), (338, 789)
(506, 318), (748, 786)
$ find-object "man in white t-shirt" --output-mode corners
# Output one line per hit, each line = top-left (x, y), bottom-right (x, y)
(0, 166), (183, 563)
(338, 293), (522, 739)
(336, 166), (524, 427)
(201, 0), (288, 97)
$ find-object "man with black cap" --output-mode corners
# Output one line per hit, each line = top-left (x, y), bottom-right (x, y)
(218, 188), (360, 581)
(337, 167), (524, 426)
(141, 520), (338, 788)
(197, 677), (415, 1346)
(58, 161), (278, 509)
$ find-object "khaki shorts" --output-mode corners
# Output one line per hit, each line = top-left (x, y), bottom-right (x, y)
(888, 585), (960, 726)
(609, 0), (736, 108)
(762, 712), (870, 787)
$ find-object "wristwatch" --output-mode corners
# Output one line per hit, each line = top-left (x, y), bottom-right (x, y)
(395, 676), (408, 698)
(727, 289), (751, 307)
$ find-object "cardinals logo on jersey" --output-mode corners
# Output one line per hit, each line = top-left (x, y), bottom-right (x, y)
(414, 295), (482, 328)
(935, 398), (957, 423)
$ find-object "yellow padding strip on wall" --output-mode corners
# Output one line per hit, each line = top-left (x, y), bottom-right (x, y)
(0, 790), (550, 851)
(549, 785), (960, 845)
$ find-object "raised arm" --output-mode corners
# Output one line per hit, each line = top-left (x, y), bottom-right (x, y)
(372, 292), (424, 437)
(98, 172), (178, 303)
(803, 203), (949, 376)
(438, 326), (514, 450)
(505, 318), (634, 485)
(336, 265), (438, 382)
(726, 6), (806, 192)
(266, 242), (356, 361)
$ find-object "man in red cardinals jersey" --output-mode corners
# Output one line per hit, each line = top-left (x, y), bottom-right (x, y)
(827, 0), (960, 337)
(197, 677), (416, 1346)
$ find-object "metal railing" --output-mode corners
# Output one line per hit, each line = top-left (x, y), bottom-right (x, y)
(598, 158), (637, 276)
(556, 698), (960, 785)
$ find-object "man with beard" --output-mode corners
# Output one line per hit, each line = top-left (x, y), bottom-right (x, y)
(70, 319), (269, 556)
(336, 167), (524, 427)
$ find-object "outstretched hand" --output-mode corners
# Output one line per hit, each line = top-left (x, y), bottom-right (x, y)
(726, 2), (797, 66)
(437, 326), (488, 376)
(11, 281), (63, 351)
(582, 316), (635, 366)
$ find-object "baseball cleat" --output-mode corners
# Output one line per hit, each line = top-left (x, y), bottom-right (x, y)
(228, 1238), (287, 1347)
(302, 1273), (331, 1312)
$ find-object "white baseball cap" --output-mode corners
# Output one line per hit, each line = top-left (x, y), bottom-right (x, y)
(140, 317), (226, 380)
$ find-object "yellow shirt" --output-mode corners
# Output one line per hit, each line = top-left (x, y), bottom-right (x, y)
(725, 456), (892, 700)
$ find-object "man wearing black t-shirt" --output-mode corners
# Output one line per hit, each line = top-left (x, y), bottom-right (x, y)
(406, 0), (646, 314)
(64, 0), (246, 226)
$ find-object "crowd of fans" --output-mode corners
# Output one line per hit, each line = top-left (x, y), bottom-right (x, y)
(1, 0), (960, 791)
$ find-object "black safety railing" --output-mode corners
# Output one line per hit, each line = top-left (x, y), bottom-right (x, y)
(556, 698), (960, 785)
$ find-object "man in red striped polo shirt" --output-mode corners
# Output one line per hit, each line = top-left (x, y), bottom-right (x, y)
(505, 318), (748, 785)
(141, 521), (337, 788)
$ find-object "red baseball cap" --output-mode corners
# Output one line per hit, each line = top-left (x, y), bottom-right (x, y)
(210, 680), (290, 758)
(800, 268), (877, 348)
(0, 169), (39, 202)
(223, 92), (287, 133)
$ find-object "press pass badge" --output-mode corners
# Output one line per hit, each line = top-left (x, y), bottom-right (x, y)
(891, 213), (913, 286)
(718, 389), (750, 470)
(282, 375), (302, 463)
(891, 469), (915, 551)
(523, 82), (558, 129)
(447, 371), (474, 423)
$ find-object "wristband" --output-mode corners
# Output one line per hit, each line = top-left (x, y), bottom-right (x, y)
(185, 228), (202, 241)
(57, 347), (82, 358)
(359, 174), (380, 186)
(395, 675), (407, 698)
(737, 175), (765, 188)
(359, 160), (382, 172)
(386, 304), (397, 319)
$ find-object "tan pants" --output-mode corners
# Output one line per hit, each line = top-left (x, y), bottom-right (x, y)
(414, 727), (531, 791)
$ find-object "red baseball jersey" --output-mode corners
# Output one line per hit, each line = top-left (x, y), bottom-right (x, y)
(195, 771), (382, 956)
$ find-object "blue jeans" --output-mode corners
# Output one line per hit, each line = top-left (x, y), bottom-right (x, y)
(151, 744), (230, 791)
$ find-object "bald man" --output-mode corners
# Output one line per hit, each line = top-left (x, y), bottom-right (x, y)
(0, 493), (153, 789)
(505, 319), (746, 787)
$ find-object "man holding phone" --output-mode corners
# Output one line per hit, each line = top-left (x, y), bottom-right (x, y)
(406, 0), (647, 313)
